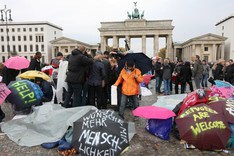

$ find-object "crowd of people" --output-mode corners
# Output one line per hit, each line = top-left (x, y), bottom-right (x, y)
(0, 46), (233, 122)
(153, 55), (234, 95)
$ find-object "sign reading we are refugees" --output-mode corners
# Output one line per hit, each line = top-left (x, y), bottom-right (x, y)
(72, 110), (129, 156)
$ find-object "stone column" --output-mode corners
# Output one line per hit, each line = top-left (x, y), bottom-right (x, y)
(166, 35), (173, 59)
(192, 44), (195, 59)
(221, 43), (225, 59)
(154, 35), (159, 56)
(142, 35), (146, 54)
(201, 44), (204, 57)
(113, 35), (119, 48)
(173, 47), (176, 61)
(58, 46), (61, 52)
(101, 36), (107, 52)
(125, 35), (131, 50)
(212, 44), (216, 62)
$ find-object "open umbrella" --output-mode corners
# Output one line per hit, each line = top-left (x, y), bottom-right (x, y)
(0, 83), (11, 105)
(117, 52), (152, 74)
(4, 56), (30, 70)
(7, 80), (43, 109)
(175, 103), (231, 150)
(18, 70), (50, 81)
(72, 109), (130, 156)
(132, 106), (176, 119)
(214, 80), (233, 88)
(208, 98), (234, 124)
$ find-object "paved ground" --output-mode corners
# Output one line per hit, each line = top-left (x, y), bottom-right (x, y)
(0, 80), (233, 156)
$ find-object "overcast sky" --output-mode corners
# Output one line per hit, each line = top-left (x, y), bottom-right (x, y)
(1, 0), (234, 56)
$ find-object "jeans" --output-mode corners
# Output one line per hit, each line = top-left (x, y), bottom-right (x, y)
(194, 76), (202, 89)
(201, 74), (209, 88)
(163, 79), (171, 94)
(81, 81), (88, 106)
(63, 83), (83, 108)
(155, 76), (162, 93)
(119, 94), (139, 119)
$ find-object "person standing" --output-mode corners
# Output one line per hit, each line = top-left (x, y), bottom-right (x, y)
(162, 59), (172, 95)
(50, 52), (64, 87)
(87, 54), (106, 109)
(193, 55), (204, 89)
(154, 57), (163, 95)
(28, 52), (42, 71)
(224, 59), (234, 85)
(63, 46), (93, 108)
(180, 61), (194, 93)
(201, 60), (210, 88)
(173, 59), (183, 94)
(213, 59), (225, 80)
(114, 60), (143, 119)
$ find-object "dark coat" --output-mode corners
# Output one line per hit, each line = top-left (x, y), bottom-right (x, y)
(193, 60), (203, 78)
(225, 64), (234, 83)
(29, 58), (41, 71)
(102, 58), (111, 84)
(154, 62), (163, 77)
(87, 60), (105, 86)
(213, 63), (224, 80)
(2, 66), (20, 85)
(162, 64), (172, 80)
(66, 49), (93, 84)
(180, 65), (192, 83)
(40, 81), (53, 102)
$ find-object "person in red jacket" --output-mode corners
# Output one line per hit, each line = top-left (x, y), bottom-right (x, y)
(114, 60), (143, 119)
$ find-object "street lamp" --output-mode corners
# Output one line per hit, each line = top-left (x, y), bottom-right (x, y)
(1, 5), (13, 58)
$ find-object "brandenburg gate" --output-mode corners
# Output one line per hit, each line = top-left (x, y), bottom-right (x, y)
(98, 2), (174, 58)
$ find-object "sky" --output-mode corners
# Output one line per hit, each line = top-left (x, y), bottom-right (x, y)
(1, 0), (234, 56)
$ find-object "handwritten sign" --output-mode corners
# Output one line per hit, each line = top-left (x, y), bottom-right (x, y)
(11, 81), (37, 104)
(77, 110), (128, 156)
(179, 105), (226, 136)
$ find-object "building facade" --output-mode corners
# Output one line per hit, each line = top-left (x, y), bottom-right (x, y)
(50, 37), (99, 58)
(173, 33), (226, 62)
(0, 21), (63, 63)
(216, 14), (234, 60)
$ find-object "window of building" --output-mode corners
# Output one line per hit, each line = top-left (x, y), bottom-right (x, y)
(204, 47), (208, 51)
(204, 55), (209, 62)
(222, 33), (224, 37)
(41, 44), (44, 52)
(222, 26), (224, 30)
(36, 36), (38, 42)
(12, 28), (15, 32)
(29, 28), (32, 32)
(17, 28), (20, 32)
(54, 31), (56, 35)
(1, 45), (5, 52)
(30, 45), (33, 52)
(29, 35), (33, 41)
(12, 36), (15, 41)
(25, 56), (27, 59)
(38, 36), (41, 42)
(7, 36), (9, 41)
(35, 28), (38, 32)
(54, 37), (56, 40)
(41, 27), (44, 31)
(24, 45), (27, 52)
(41, 36), (44, 42)
(36, 45), (39, 51)
(6, 28), (9, 33)
(23, 36), (27, 41)
(42, 56), (45, 63)
(18, 45), (21, 52)
(13, 45), (16, 52)
(1, 36), (4, 41)
(2, 56), (5, 62)
(23, 28), (26, 32)
(18, 36), (21, 41)
(0, 29), (3, 32)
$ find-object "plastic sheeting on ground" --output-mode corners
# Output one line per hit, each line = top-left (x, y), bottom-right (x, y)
(1, 104), (97, 147)
(152, 94), (187, 110)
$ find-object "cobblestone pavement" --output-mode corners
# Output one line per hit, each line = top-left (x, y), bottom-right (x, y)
(0, 82), (233, 156)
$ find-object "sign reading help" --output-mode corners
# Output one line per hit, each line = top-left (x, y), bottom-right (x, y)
(7, 80), (43, 108)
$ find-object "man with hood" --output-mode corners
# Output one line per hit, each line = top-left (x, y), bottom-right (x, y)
(63, 46), (93, 108)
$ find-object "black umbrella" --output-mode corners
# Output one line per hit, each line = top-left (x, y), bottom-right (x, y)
(118, 52), (152, 74)
(72, 109), (129, 156)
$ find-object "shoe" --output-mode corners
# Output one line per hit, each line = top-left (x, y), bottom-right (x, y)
(41, 141), (59, 149)
(57, 140), (73, 151)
